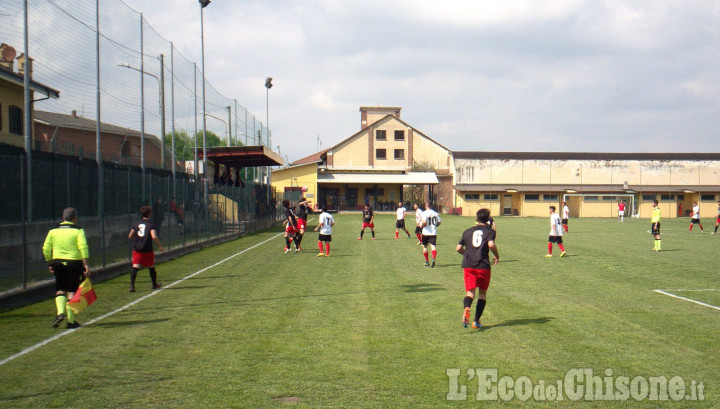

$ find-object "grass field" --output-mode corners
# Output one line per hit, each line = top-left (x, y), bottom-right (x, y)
(0, 213), (718, 408)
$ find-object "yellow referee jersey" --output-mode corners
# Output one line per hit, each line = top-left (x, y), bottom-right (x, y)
(651, 207), (661, 223)
(42, 222), (90, 261)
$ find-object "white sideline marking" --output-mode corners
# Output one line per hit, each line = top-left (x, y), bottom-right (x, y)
(653, 289), (720, 312)
(0, 233), (282, 367)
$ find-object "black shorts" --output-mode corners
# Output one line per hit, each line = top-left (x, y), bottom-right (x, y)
(422, 235), (437, 246)
(548, 236), (564, 244)
(562, 219), (568, 225)
(318, 234), (332, 242)
(691, 219), (701, 224)
(415, 226), (422, 235)
(652, 223), (660, 235)
(52, 260), (84, 293)
(395, 219), (406, 229)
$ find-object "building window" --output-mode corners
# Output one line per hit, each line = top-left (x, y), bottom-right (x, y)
(376, 149), (386, 160)
(465, 193), (480, 200)
(584, 196), (599, 201)
(642, 194), (656, 201)
(394, 149), (404, 160)
(366, 188), (385, 196)
(660, 194), (675, 201)
(394, 130), (405, 140)
(525, 194), (540, 201)
(375, 130), (386, 140)
(9, 105), (22, 135)
(484, 194), (498, 200)
(701, 194), (716, 201)
(543, 194), (558, 201)
(462, 166), (475, 182)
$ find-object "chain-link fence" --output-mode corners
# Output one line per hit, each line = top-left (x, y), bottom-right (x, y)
(0, 1), (281, 293)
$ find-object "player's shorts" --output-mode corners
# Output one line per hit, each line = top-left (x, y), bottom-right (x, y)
(716, 216), (720, 223)
(691, 218), (701, 224)
(422, 235), (437, 246)
(651, 223), (660, 235)
(362, 222), (374, 229)
(561, 218), (568, 225)
(618, 211), (624, 216)
(52, 260), (84, 292)
(464, 268), (492, 292)
(132, 250), (156, 267)
(285, 224), (297, 234)
(297, 218), (307, 231)
(318, 234), (332, 242)
(548, 235), (564, 244)
(395, 219), (406, 229)
(415, 225), (423, 235)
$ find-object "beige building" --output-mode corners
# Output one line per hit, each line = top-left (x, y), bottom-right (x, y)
(453, 152), (720, 218)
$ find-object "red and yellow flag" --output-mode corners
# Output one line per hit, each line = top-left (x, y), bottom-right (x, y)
(68, 278), (97, 314)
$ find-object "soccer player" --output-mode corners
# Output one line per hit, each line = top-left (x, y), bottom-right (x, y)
(713, 201), (720, 234)
(420, 201), (442, 267)
(457, 208), (499, 329)
(689, 202), (704, 232)
(414, 203), (423, 245)
(295, 198), (311, 251)
(42, 207), (90, 329)
(545, 206), (566, 257)
(618, 200), (626, 223)
(128, 205), (165, 292)
(561, 201), (570, 232)
(314, 204), (335, 257)
(358, 204), (375, 240)
(651, 199), (662, 251)
(394, 202), (411, 239)
(282, 199), (299, 253)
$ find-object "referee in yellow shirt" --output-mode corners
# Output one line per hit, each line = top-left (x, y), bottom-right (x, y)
(42, 207), (90, 328)
(651, 199), (662, 252)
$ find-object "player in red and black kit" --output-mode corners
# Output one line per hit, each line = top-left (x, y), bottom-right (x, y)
(128, 205), (164, 292)
(456, 208), (499, 329)
(295, 198), (311, 252)
(357, 204), (375, 240)
(282, 199), (300, 253)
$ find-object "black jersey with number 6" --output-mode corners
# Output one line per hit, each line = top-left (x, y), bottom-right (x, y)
(133, 219), (157, 253)
(458, 224), (496, 269)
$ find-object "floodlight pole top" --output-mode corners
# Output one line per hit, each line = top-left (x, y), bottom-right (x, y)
(199, 0), (211, 8)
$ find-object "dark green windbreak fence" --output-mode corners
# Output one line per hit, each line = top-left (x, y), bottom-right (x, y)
(0, 145), (280, 293)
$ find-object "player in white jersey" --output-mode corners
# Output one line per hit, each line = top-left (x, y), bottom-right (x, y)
(314, 204), (335, 257)
(561, 201), (570, 233)
(689, 202), (704, 232)
(414, 203), (423, 245)
(545, 205), (566, 257)
(394, 202), (411, 239)
(420, 201), (442, 267)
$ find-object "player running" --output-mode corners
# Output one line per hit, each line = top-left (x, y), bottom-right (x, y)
(282, 199), (299, 253)
(128, 206), (165, 292)
(545, 206), (566, 257)
(457, 208), (499, 329)
(420, 201), (441, 267)
(394, 202), (411, 239)
(314, 204), (335, 257)
(561, 201), (570, 232)
(414, 203), (423, 245)
(618, 200), (626, 223)
(651, 199), (662, 251)
(689, 202), (704, 232)
(295, 198), (311, 251)
(358, 204), (375, 240)
(713, 201), (720, 234)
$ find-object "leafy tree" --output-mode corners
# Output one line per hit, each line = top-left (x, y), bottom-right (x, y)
(164, 129), (237, 162)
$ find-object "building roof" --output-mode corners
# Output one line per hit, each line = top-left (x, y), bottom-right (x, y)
(454, 184), (720, 193)
(452, 151), (720, 161)
(291, 148), (329, 166)
(318, 172), (438, 185)
(198, 145), (284, 168)
(0, 67), (60, 99)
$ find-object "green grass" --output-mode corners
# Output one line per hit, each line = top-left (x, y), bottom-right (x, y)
(0, 214), (718, 408)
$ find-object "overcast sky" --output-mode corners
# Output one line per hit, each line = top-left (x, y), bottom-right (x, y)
(122, 0), (720, 162)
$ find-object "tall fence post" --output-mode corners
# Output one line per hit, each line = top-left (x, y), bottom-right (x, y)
(96, 0), (105, 267)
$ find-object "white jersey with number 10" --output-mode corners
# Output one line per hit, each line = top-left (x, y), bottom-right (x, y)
(421, 209), (441, 236)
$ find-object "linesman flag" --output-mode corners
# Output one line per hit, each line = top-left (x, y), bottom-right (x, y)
(68, 278), (97, 314)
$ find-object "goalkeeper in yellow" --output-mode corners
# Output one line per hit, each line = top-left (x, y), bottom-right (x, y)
(651, 199), (662, 252)
(42, 207), (90, 328)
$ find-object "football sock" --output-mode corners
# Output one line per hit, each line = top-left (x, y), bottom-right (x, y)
(463, 296), (473, 309)
(371, 230), (375, 238)
(292, 235), (300, 248)
(715, 225), (719, 233)
(558, 244), (565, 252)
(395, 231), (399, 239)
(55, 295), (67, 315)
(149, 267), (158, 286)
(700, 224), (704, 231)
(423, 251), (429, 262)
(475, 299), (487, 321)
(325, 243), (330, 255)
(406, 231), (411, 238)
(130, 268), (138, 286)
(297, 234), (304, 247)
(547, 243), (552, 255)
(416, 233), (422, 241)
(657, 239), (661, 250)
(66, 303), (75, 323)
(360, 230), (364, 238)
(689, 224), (693, 231)
(318, 241), (323, 252)
(431, 250), (437, 260)
(285, 237), (291, 249)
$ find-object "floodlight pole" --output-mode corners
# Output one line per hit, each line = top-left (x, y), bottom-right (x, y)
(200, 0), (210, 223)
(22, 0), (32, 221)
